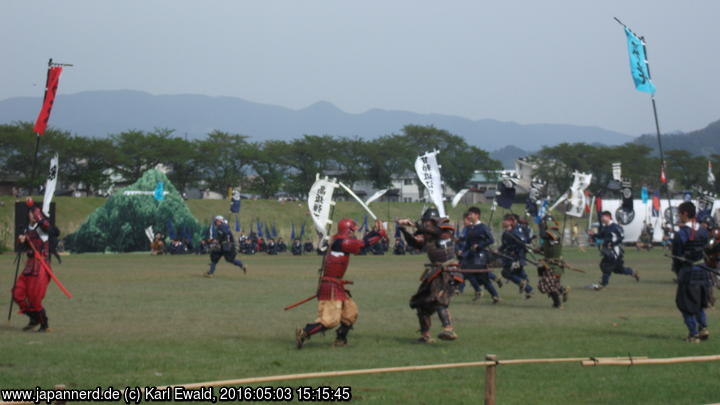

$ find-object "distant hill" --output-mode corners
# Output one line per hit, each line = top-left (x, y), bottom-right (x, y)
(490, 145), (530, 169)
(0, 90), (634, 151)
(634, 120), (720, 156)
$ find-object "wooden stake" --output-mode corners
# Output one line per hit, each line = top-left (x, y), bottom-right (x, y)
(485, 354), (497, 405)
(54, 385), (66, 405)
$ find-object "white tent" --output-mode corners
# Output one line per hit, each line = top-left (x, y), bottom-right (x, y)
(593, 199), (718, 243)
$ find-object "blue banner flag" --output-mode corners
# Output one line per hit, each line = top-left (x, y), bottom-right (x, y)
(641, 186), (648, 204)
(256, 220), (263, 237)
(272, 223), (278, 238)
(394, 223), (401, 238)
(265, 224), (272, 239)
(235, 215), (241, 232)
(624, 26), (656, 94)
(291, 223), (296, 240)
(154, 181), (164, 201)
(536, 199), (548, 224)
(300, 223), (305, 239)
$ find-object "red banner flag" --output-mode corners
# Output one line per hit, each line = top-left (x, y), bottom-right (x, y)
(660, 166), (667, 184)
(584, 190), (591, 214)
(595, 196), (603, 213)
(33, 66), (63, 135)
(652, 193), (660, 214)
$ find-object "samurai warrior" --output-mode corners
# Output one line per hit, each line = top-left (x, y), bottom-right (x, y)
(13, 198), (55, 332)
(672, 202), (712, 342)
(535, 215), (569, 308)
(589, 211), (639, 289)
(205, 215), (246, 277)
(457, 207), (499, 303)
(498, 214), (533, 299)
(398, 208), (462, 343)
(295, 219), (386, 348)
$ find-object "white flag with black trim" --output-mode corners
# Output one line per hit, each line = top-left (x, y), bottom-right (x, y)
(414, 151), (446, 218)
(308, 174), (339, 238)
(42, 153), (59, 217)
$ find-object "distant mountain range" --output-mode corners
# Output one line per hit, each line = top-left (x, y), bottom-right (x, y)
(635, 120), (720, 157)
(489, 145), (530, 169)
(0, 90), (634, 151)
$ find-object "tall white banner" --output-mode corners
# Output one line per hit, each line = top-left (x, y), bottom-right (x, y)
(566, 172), (593, 217)
(612, 162), (622, 182)
(414, 151), (446, 218)
(42, 153), (59, 217)
(308, 174), (339, 238)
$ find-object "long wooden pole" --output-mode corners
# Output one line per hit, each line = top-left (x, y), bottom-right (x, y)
(582, 354), (720, 367)
(155, 356), (648, 390)
(156, 360), (497, 390)
(25, 236), (72, 298)
(7, 253), (22, 323)
(9, 354), (715, 405)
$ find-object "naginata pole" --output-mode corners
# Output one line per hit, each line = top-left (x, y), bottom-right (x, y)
(560, 209), (568, 246)
(7, 252), (22, 323)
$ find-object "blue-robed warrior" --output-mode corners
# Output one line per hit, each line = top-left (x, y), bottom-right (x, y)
(458, 207), (500, 303)
(498, 214), (533, 299)
(589, 211), (639, 289)
(205, 216), (247, 277)
(672, 202), (712, 343)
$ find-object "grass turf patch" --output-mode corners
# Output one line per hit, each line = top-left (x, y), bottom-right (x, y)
(0, 248), (718, 404)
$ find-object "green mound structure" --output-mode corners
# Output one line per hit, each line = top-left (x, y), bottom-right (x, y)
(66, 169), (202, 253)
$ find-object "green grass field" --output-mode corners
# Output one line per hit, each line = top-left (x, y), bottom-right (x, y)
(1, 248), (719, 404)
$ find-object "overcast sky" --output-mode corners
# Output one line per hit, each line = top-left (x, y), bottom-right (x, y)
(2, 1), (718, 136)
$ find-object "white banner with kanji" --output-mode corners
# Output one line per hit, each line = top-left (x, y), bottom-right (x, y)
(414, 151), (446, 218)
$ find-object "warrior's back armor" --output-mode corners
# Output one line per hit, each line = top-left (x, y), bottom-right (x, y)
(541, 229), (562, 259)
(676, 226), (708, 263)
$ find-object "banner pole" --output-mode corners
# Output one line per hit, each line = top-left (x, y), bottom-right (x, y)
(29, 135), (41, 193)
(651, 95), (673, 224)
(29, 58), (54, 194)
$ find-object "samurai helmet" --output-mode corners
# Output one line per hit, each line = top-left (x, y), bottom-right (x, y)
(421, 208), (441, 222)
(337, 218), (358, 236)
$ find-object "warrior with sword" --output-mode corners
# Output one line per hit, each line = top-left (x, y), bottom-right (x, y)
(13, 198), (56, 331)
(292, 177), (388, 348)
(294, 219), (386, 348)
(397, 208), (463, 343)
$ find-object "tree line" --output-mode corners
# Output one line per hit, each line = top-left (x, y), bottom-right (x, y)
(531, 142), (720, 196)
(0, 122), (501, 198)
